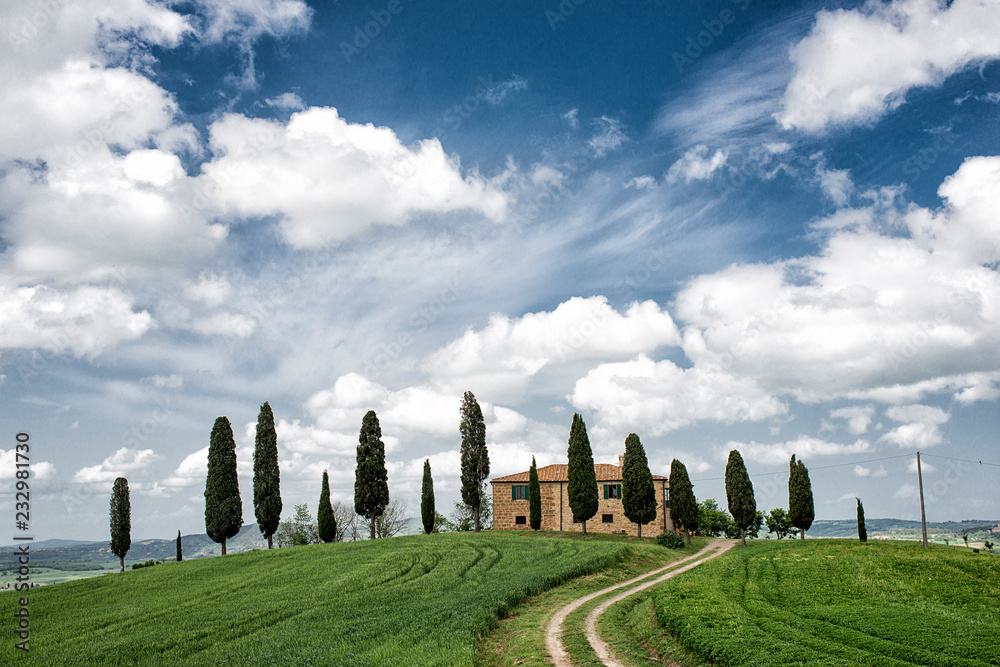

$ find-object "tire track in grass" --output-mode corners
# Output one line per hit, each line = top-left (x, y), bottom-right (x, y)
(546, 540), (734, 666)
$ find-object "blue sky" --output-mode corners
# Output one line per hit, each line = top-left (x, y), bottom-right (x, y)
(2, 0), (999, 541)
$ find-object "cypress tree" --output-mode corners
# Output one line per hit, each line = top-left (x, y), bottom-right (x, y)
(567, 413), (598, 533)
(253, 401), (282, 549)
(621, 433), (657, 538)
(528, 456), (542, 531)
(788, 455), (815, 540)
(205, 416), (243, 556)
(459, 391), (489, 532)
(176, 530), (182, 562)
(725, 449), (756, 547)
(318, 470), (337, 543)
(355, 410), (389, 540)
(421, 459), (435, 535)
(109, 477), (131, 573)
(857, 497), (868, 543)
(668, 459), (698, 544)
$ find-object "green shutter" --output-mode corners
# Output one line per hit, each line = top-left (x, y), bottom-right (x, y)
(525, 486), (530, 500)
(618, 484), (622, 499)
(603, 484), (608, 499)
(512, 485), (516, 500)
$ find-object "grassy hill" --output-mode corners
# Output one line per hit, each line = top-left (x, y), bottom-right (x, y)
(0, 531), (630, 665)
(639, 539), (1000, 666)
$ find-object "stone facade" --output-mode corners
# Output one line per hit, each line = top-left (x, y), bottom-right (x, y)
(491, 462), (673, 537)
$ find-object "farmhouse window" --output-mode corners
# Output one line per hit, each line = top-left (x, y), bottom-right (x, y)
(602, 514), (613, 523)
(603, 484), (622, 499)
(512, 485), (529, 500)
(664, 487), (670, 508)
(515, 515), (527, 525)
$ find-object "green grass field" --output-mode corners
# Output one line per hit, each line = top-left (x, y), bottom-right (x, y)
(0, 532), (629, 666)
(643, 539), (1000, 666)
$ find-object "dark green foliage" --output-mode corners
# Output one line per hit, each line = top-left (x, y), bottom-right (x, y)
(277, 504), (319, 547)
(355, 410), (389, 539)
(253, 401), (282, 549)
(765, 507), (798, 540)
(528, 457), (542, 531)
(698, 498), (738, 538)
(109, 476), (131, 573)
(788, 454), (815, 540)
(857, 497), (867, 543)
(656, 531), (686, 549)
(176, 530), (182, 562)
(725, 449), (757, 547)
(621, 433), (658, 537)
(317, 470), (337, 543)
(205, 416), (243, 555)
(459, 391), (489, 532)
(421, 459), (435, 535)
(567, 413), (599, 533)
(131, 558), (164, 570)
(668, 459), (698, 544)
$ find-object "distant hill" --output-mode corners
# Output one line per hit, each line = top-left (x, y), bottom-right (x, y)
(807, 518), (999, 539)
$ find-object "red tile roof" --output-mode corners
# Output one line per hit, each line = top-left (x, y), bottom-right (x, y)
(491, 463), (666, 483)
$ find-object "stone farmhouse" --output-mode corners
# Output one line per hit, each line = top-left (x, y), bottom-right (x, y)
(491, 456), (673, 536)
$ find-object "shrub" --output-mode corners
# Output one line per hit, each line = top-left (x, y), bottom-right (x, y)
(656, 531), (686, 549)
(131, 559), (161, 570)
(985, 540), (994, 553)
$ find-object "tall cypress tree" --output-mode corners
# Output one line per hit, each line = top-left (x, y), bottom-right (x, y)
(788, 455), (815, 540)
(459, 391), (489, 532)
(355, 410), (389, 540)
(421, 459), (435, 535)
(621, 433), (657, 537)
(176, 530), (182, 562)
(109, 477), (131, 573)
(528, 456), (542, 531)
(567, 413), (598, 533)
(253, 401), (282, 549)
(205, 416), (243, 556)
(668, 459), (698, 544)
(318, 470), (337, 543)
(725, 449), (756, 547)
(856, 497), (868, 543)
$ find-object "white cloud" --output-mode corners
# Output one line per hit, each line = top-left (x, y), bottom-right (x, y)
(161, 447), (208, 489)
(184, 274), (232, 307)
(147, 374), (183, 389)
(854, 464), (888, 478)
(194, 0), (311, 45)
(666, 145), (727, 184)
(199, 108), (508, 248)
(265, 92), (306, 110)
(563, 108), (579, 129)
(733, 436), (871, 466)
(907, 458), (936, 473)
(0, 283), (152, 356)
(829, 405), (875, 435)
(424, 297), (681, 403)
(0, 449), (55, 481)
(570, 355), (787, 437)
(588, 116), (627, 157)
(779, 0), (1000, 132)
(73, 446), (159, 484)
(881, 404), (949, 448)
(626, 175), (658, 190)
(481, 75), (527, 104)
(815, 160), (853, 207)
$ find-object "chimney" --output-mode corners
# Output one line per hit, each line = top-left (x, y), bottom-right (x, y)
(618, 454), (624, 469)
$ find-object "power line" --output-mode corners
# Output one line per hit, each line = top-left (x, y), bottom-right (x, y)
(920, 453), (1000, 468)
(691, 453), (915, 483)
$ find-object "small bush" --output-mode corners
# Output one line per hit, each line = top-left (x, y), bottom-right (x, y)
(131, 558), (163, 570)
(985, 540), (994, 553)
(656, 531), (686, 549)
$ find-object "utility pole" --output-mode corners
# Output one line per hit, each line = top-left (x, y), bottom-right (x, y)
(917, 451), (928, 549)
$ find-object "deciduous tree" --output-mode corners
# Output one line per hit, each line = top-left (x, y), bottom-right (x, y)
(567, 413), (598, 533)
(528, 457), (541, 531)
(355, 410), (389, 540)
(788, 455), (815, 540)
(765, 507), (798, 540)
(205, 416), (243, 556)
(253, 401), (282, 549)
(109, 477), (131, 573)
(421, 459), (435, 535)
(459, 391), (489, 532)
(318, 470), (337, 543)
(622, 433), (657, 537)
(668, 459), (698, 544)
(725, 449), (757, 547)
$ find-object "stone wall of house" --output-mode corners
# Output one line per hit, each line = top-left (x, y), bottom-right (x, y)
(492, 480), (674, 536)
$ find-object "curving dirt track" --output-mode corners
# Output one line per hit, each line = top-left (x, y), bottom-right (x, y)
(545, 539), (736, 667)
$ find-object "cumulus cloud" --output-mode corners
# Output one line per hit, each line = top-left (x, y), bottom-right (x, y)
(779, 0), (1000, 132)
(666, 145), (727, 184)
(424, 297), (681, 402)
(854, 464), (888, 478)
(626, 175), (658, 190)
(881, 404), (950, 448)
(0, 449), (55, 481)
(73, 446), (159, 484)
(829, 405), (875, 435)
(199, 108), (508, 248)
(733, 436), (871, 466)
(161, 447), (208, 489)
